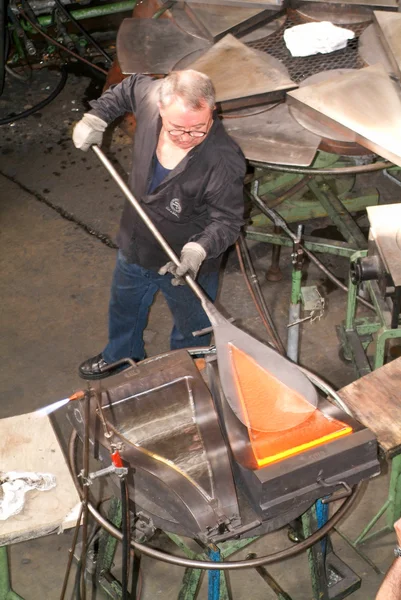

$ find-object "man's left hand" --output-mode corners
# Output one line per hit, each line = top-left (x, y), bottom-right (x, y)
(159, 242), (206, 286)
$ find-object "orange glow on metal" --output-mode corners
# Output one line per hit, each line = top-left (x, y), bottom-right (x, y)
(229, 344), (352, 467)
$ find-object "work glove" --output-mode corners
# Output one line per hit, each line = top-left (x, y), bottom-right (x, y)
(158, 242), (207, 286)
(72, 113), (108, 152)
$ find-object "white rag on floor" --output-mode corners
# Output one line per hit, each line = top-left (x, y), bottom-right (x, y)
(0, 471), (56, 520)
(284, 22), (355, 57)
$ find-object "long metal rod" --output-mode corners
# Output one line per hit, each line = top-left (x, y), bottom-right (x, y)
(92, 146), (211, 310)
(59, 504), (84, 600)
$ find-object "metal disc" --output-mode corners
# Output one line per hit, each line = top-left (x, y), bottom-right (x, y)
(293, 2), (373, 25)
(359, 23), (393, 73)
(288, 69), (372, 155)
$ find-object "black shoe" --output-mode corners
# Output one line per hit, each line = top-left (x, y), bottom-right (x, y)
(79, 353), (114, 380)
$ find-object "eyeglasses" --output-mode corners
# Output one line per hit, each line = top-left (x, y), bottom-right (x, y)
(168, 129), (207, 138)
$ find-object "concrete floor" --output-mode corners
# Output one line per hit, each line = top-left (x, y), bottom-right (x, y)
(1, 67), (400, 599)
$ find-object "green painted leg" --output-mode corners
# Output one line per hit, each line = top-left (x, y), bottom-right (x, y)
(0, 547), (24, 600)
(374, 329), (401, 371)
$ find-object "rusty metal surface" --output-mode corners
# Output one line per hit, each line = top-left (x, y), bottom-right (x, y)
(116, 18), (212, 74)
(184, 34), (297, 110)
(367, 204), (401, 287)
(287, 64), (401, 166)
(374, 10), (401, 81)
(358, 23), (393, 74)
(222, 103), (320, 165)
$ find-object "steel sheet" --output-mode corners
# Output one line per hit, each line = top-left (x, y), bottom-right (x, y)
(185, 34), (297, 110)
(358, 23), (393, 74)
(222, 103), (320, 165)
(287, 64), (401, 167)
(367, 204), (401, 287)
(374, 10), (401, 81)
(116, 18), (212, 74)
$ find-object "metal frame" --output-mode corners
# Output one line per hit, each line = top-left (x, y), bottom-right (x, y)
(337, 250), (401, 570)
(0, 548), (23, 600)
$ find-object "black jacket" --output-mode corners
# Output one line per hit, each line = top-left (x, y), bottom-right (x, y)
(89, 74), (246, 272)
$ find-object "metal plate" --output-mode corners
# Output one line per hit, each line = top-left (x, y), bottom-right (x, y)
(287, 69), (375, 155)
(358, 23), (393, 74)
(295, 1), (373, 24)
(374, 10), (401, 81)
(184, 33), (297, 109)
(222, 103), (320, 165)
(287, 64), (401, 166)
(116, 18), (212, 74)
(367, 204), (401, 286)
(289, 70), (357, 143)
(239, 13), (286, 41)
(184, 1), (283, 41)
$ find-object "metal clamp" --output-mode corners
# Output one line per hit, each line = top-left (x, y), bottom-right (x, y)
(317, 477), (352, 504)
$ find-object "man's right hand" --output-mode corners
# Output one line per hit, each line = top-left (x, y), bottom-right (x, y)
(72, 113), (108, 151)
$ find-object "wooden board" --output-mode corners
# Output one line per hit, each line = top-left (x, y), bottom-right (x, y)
(0, 412), (80, 546)
(338, 357), (401, 457)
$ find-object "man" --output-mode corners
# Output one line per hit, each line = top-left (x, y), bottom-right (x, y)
(73, 70), (246, 378)
(376, 517), (401, 599)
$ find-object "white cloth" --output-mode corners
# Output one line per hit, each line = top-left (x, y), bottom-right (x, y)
(0, 471), (56, 520)
(72, 113), (108, 152)
(284, 22), (355, 57)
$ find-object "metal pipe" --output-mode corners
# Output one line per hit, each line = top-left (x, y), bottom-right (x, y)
(59, 504), (84, 600)
(236, 234), (285, 354)
(287, 302), (300, 362)
(250, 160), (391, 176)
(18, 1), (137, 24)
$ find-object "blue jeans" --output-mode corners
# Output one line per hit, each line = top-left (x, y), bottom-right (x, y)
(103, 251), (219, 363)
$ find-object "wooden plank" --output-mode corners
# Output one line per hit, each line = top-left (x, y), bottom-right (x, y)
(0, 412), (80, 546)
(338, 357), (401, 457)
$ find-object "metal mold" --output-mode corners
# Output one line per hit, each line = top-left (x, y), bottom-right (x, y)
(222, 103), (320, 165)
(287, 64), (401, 166)
(374, 10), (401, 81)
(116, 18), (212, 74)
(184, 34), (297, 110)
(68, 349), (379, 542)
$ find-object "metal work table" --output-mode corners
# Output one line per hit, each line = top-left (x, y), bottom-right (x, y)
(0, 412), (80, 599)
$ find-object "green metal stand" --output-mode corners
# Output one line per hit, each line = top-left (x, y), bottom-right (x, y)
(0, 547), (24, 600)
(336, 251), (401, 571)
(245, 151), (376, 265)
(338, 250), (401, 377)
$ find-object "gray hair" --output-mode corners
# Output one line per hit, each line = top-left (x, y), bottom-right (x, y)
(159, 70), (215, 111)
